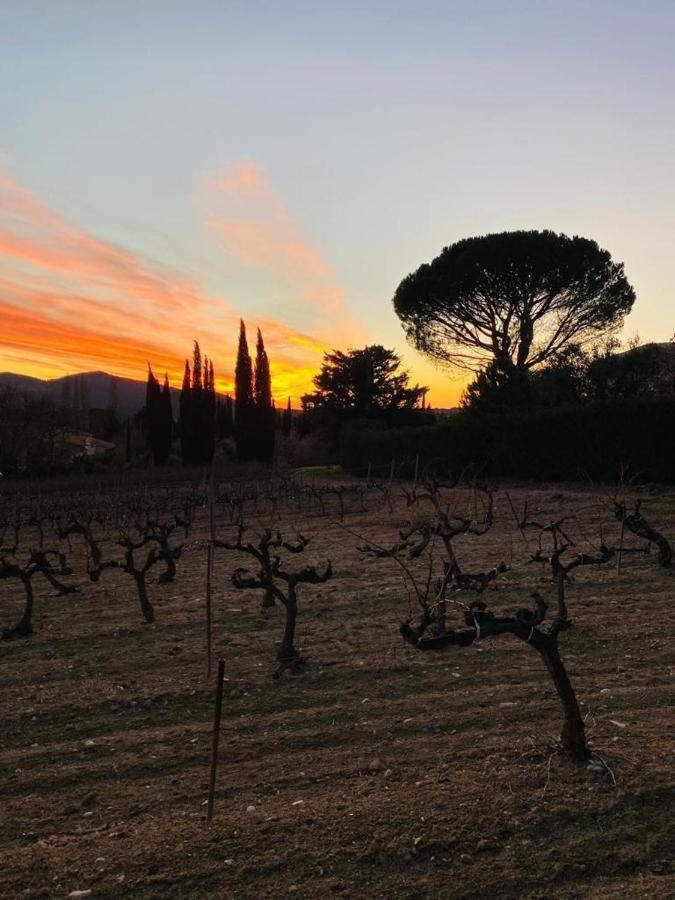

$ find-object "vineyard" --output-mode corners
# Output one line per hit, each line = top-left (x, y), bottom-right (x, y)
(1, 469), (674, 898)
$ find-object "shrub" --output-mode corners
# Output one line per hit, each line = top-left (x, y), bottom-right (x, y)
(340, 399), (675, 483)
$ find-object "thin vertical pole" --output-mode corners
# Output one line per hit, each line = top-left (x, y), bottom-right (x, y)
(617, 517), (625, 575)
(206, 658), (225, 823)
(206, 544), (213, 678)
(413, 453), (419, 486)
(206, 477), (216, 678)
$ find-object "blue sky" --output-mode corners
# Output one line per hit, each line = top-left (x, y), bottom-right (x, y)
(1, 1), (674, 403)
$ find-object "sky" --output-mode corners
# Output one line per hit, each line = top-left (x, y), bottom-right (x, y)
(1, 1), (674, 406)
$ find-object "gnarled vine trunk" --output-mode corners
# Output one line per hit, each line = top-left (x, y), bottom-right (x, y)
(531, 633), (588, 757)
(133, 573), (155, 623)
(2, 577), (34, 640)
(277, 592), (299, 663)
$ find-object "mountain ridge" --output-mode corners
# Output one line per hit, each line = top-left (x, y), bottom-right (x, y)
(0, 370), (189, 417)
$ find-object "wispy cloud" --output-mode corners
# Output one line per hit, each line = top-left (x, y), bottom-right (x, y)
(0, 169), (201, 316)
(204, 161), (368, 343)
(0, 164), (332, 400)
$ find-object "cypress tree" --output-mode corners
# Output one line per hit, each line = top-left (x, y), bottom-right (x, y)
(180, 359), (192, 464)
(235, 320), (255, 459)
(197, 344), (215, 463)
(254, 329), (272, 408)
(192, 342), (202, 393)
(159, 374), (173, 464)
(145, 365), (165, 465)
(204, 358), (216, 463)
(180, 344), (216, 465)
(192, 342), (203, 461)
(254, 328), (275, 461)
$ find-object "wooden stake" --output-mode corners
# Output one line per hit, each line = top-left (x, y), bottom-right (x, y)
(206, 543), (213, 678)
(206, 658), (225, 823)
(413, 453), (419, 486)
(206, 478), (216, 678)
(617, 516), (625, 575)
(389, 458), (395, 487)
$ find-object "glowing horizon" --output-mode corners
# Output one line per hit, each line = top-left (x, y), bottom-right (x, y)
(2, 4), (674, 410)
(0, 162), (368, 405)
(0, 160), (463, 407)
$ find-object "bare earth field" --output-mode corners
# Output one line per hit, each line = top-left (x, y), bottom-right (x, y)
(1, 480), (674, 899)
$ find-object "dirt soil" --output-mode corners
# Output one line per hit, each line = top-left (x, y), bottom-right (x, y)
(1, 480), (674, 899)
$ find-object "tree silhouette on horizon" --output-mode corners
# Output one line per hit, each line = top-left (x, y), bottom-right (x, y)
(303, 345), (426, 416)
(254, 328), (275, 461)
(234, 320), (255, 460)
(393, 230), (636, 380)
(145, 365), (172, 465)
(179, 341), (216, 465)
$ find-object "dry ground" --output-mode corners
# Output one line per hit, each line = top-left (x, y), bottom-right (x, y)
(1, 480), (674, 899)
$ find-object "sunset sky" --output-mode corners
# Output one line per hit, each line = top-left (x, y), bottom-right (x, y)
(1, 1), (674, 406)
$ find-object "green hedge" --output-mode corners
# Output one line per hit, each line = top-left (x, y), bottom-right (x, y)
(340, 399), (675, 482)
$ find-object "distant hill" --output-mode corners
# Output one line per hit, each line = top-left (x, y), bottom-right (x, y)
(0, 370), (183, 417)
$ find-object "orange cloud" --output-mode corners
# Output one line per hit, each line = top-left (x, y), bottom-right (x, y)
(0, 299), (319, 401)
(0, 164), (337, 403)
(204, 161), (368, 344)
(212, 161), (270, 201)
(0, 172), (201, 316)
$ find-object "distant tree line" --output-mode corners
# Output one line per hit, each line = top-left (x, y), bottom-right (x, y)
(461, 339), (675, 415)
(340, 395), (675, 483)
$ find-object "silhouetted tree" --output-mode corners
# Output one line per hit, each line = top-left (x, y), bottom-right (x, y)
(254, 328), (275, 461)
(159, 374), (173, 463)
(179, 360), (192, 463)
(303, 345), (425, 416)
(144, 367), (172, 465)
(235, 320), (255, 459)
(587, 343), (663, 400)
(461, 360), (532, 414)
(463, 339), (674, 413)
(203, 358), (216, 462)
(179, 342), (216, 465)
(146, 366), (161, 463)
(192, 342), (203, 395)
(0, 387), (70, 475)
(394, 230), (636, 379)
